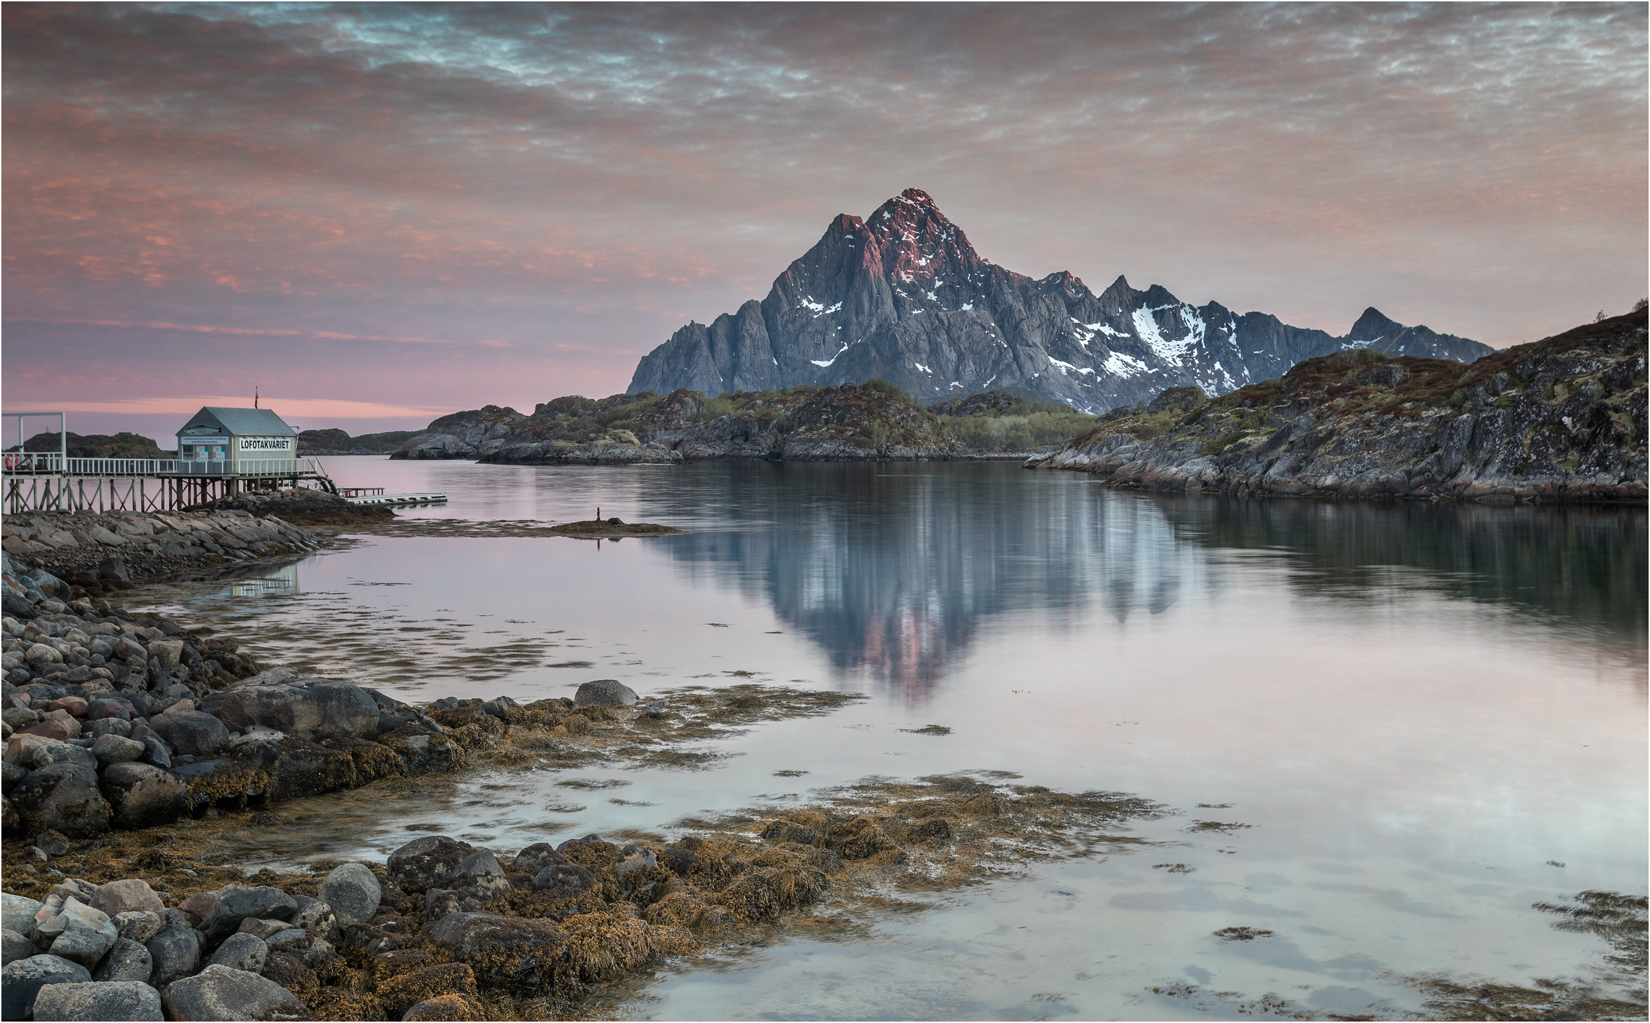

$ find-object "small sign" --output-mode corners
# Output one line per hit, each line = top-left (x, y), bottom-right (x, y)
(237, 436), (294, 452)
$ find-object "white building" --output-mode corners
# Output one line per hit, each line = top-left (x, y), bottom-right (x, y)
(175, 407), (297, 473)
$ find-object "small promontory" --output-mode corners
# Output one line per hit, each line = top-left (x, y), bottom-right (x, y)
(1028, 308), (1647, 504)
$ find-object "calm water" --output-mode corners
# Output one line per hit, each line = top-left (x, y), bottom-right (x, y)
(145, 457), (1647, 1020)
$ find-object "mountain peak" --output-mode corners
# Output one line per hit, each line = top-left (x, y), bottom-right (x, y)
(1348, 307), (1400, 342)
(629, 202), (1488, 409)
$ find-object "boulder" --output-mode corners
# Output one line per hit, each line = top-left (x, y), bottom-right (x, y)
(9, 761), (108, 838)
(144, 923), (200, 986)
(31, 979), (161, 1021)
(91, 938), (152, 983)
(422, 912), (562, 959)
(388, 836), (473, 889)
(99, 762), (190, 830)
(1, 761), (26, 795)
(146, 640), (183, 669)
(91, 734), (145, 767)
(138, 736), (171, 769)
(202, 887), (297, 942)
(4, 732), (55, 766)
(36, 897), (118, 967)
(532, 862), (594, 899)
(91, 880), (164, 919)
(32, 744), (97, 771)
(111, 912), (164, 945)
(160, 963), (305, 1021)
(510, 843), (562, 878)
(174, 893), (219, 928)
(0, 954), (92, 1020)
(217, 674), (380, 741)
(148, 712), (228, 758)
(205, 932), (268, 974)
(235, 918), (292, 941)
(318, 863), (380, 929)
(573, 679), (639, 708)
(34, 831), (71, 857)
(1, 928), (31, 966)
(439, 849), (510, 901)
(289, 897), (336, 940)
(1, 893), (41, 934)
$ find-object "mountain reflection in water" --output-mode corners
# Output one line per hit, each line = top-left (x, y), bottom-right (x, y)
(641, 464), (1645, 698)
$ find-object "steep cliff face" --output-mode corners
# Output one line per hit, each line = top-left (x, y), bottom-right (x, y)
(1031, 310), (1648, 504)
(628, 188), (1492, 412)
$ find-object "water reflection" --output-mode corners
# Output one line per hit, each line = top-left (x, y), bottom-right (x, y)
(642, 465), (1646, 698)
(652, 466), (1202, 697)
(225, 562), (299, 599)
(1152, 496), (1649, 649)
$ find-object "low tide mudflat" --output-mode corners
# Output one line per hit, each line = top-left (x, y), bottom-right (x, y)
(116, 459), (1648, 1018)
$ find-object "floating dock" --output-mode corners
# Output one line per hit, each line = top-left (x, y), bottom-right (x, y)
(342, 490), (447, 508)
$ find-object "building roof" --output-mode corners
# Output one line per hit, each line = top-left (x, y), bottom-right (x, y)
(177, 407), (295, 437)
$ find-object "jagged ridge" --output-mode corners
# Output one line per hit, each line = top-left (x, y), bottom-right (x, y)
(627, 188), (1492, 413)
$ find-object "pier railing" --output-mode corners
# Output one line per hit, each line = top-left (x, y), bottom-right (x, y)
(1, 453), (321, 478)
(2, 454), (331, 514)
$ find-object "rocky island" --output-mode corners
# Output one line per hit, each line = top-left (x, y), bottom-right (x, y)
(1030, 308), (1648, 503)
(390, 381), (1098, 464)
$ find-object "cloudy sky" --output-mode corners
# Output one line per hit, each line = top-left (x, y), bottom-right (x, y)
(4, 2), (1645, 440)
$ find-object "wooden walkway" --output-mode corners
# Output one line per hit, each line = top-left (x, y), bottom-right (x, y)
(1, 452), (333, 514)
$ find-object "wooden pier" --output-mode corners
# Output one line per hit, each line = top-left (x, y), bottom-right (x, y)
(1, 451), (335, 515)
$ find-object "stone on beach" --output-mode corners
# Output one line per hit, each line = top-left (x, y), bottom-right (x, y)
(203, 886), (298, 942)
(160, 963), (304, 1021)
(99, 762), (191, 829)
(9, 761), (109, 837)
(91, 879), (165, 919)
(91, 938), (153, 983)
(1, 893), (41, 934)
(145, 923), (201, 986)
(205, 932), (268, 973)
(318, 862), (381, 928)
(1, 929), (32, 966)
(111, 911), (165, 945)
(30, 979), (162, 1021)
(388, 836), (474, 889)
(217, 672), (381, 741)
(0, 954), (93, 1020)
(574, 679), (639, 708)
(148, 711), (229, 757)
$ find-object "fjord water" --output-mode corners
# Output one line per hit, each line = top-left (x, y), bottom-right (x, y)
(148, 458), (1646, 1019)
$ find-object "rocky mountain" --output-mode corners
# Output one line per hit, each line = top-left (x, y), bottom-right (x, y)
(1030, 309), (1648, 504)
(627, 188), (1493, 413)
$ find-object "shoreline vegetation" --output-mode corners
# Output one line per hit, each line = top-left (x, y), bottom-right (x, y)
(1, 520), (1643, 1020)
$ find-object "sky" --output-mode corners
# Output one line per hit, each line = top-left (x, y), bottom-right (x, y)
(4, 2), (1646, 442)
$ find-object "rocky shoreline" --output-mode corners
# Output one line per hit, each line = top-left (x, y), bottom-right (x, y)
(0, 548), (1169, 1021)
(1029, 309), (1648, 504)
(2, 511), (324, 599)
